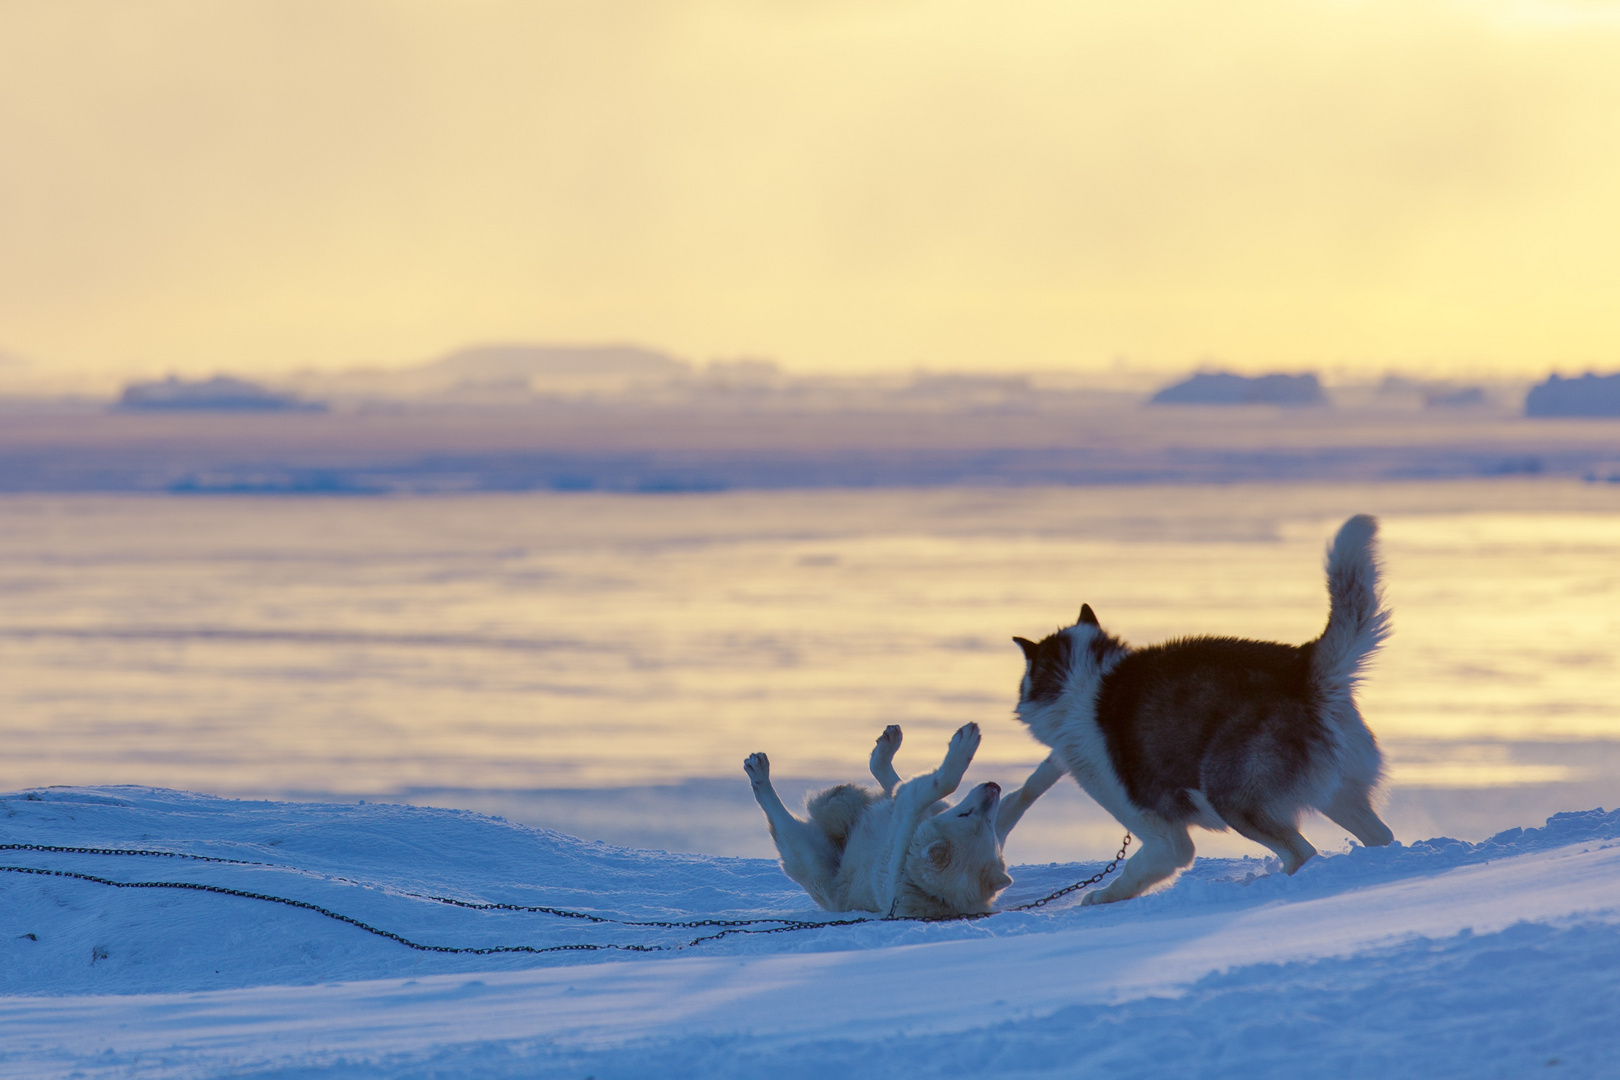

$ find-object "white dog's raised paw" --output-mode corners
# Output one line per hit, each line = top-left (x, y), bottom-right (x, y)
(743, 752), (771, 784)
(875, 724), (902, 750)
(949, 722), (982, 757)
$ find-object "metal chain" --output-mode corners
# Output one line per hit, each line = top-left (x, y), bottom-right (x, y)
(0, 865), (675, 955)
(0, 833), (1132, 952)
(1007, 833), (1132, 911)
(1, 842), (281, 867)
(0, 841), (810, 932)
(0, 863), (886, 952)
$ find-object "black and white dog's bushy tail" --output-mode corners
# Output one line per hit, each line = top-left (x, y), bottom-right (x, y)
(1312, 514), (1391, 694)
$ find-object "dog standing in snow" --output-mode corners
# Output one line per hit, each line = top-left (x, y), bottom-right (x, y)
(744, 723), (1063, 918)
(1011, 514), (1397, 905)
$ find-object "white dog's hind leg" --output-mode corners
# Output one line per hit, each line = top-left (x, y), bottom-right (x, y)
(744, 753), (839, 901)
(1082, 820), (1195, 905)
(869, 725), (903, 795)
(995, 754), (1064, 845)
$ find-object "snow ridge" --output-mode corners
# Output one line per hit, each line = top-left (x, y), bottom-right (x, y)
(3, 788), (1619, 1079)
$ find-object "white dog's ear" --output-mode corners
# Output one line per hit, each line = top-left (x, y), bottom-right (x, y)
(926, 840), (954, 870)
(1013, 636), (1039, 661)
(1078, 604), (1099, 627)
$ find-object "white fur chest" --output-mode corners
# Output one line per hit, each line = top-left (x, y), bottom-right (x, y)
(1018, 691), (1142, 828)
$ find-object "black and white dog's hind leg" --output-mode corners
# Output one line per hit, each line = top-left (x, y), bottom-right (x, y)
(1319, 704), (1395, 848)
(1215, 805), (1317, 875)
(869, 724), (903, 795)
(744, 752), (842, 908)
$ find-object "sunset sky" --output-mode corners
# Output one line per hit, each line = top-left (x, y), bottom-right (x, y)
(3, 0), (1620, 382)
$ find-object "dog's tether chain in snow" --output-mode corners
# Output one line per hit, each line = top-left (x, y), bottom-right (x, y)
(0, 843), (817, 931)
(1006, 832), (1132, 911)
(0, 834), (1131, 953)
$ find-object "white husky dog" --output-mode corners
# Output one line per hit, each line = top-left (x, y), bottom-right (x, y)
(744, 723), (1064, 918)
(1011, 514), (1397, 905)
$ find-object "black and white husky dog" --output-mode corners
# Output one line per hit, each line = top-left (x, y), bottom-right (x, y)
(1012, 514), (1396, 905)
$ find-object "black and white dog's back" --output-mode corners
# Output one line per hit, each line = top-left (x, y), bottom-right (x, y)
(1013, 514), (1395, 904)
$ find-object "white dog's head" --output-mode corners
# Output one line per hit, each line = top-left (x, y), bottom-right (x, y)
(896, 781), (1013, 918)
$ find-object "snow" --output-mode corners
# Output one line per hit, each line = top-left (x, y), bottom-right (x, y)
(4, 787), (1619, 1077)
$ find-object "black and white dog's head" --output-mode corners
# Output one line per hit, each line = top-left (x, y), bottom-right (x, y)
(1012, 604), (1127, 727)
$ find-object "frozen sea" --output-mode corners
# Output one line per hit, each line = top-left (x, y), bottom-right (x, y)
(3, 478), (1617, 866)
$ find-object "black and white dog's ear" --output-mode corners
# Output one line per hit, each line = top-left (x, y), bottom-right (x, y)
(1012, 636), (1039, 661)
(1078, 604), (1099, 627)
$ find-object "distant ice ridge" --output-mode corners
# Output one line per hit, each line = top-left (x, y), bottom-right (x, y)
(1149, 370), (1326, 406)
(5, 411), (1615, 492)
(426, 343), (692, 396)
(5, 349), (1619, 491)
(117, 376), (322, 413)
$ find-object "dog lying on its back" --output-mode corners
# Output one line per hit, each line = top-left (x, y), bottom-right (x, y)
(745, 723), (1063, 918)
(1011, 514), (1397, 905)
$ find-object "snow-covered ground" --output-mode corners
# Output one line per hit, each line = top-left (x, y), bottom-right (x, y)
(4, 787), (1618, 1078)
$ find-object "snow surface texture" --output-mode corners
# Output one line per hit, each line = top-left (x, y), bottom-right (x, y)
(3, 787), (1619, 1079)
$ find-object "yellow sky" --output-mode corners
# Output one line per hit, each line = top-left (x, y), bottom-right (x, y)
(3, 0), (1619, 380)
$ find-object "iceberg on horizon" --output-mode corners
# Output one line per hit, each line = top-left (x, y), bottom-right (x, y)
(1149, 370), (1324, 406)
(117, 375), (323, 412)
(1524, 372), (1620, 418)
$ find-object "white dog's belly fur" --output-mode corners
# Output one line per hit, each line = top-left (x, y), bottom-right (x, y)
(747, 723), (1056, 917)
(831, 799), (907, 913)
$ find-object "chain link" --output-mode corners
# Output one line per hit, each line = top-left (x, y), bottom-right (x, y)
(0, 844), (837, 930)
(1007, 833), (1132, 911)
(1, 833), (1132, 951)
(1, 842), (278, 866)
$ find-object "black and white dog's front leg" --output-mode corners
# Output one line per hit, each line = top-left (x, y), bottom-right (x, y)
(995, 754), (1064, 845)
(869, 725), (903, 795)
